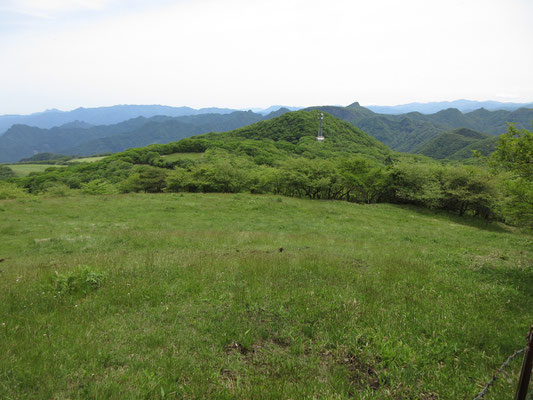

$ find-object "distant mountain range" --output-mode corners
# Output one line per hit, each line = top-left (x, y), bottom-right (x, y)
(2, 100), (532, 136)
(0, 110), (289, 162)
(0, 105), (298, 135)
(1, 101), (532, 163)
(305, 102), (533, 153)
(366, 99), (533, 114)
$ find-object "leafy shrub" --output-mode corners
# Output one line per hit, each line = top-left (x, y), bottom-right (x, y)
(119, 166), (168, 193)
(80, 179), (118, 195)
(51, 266), (104, 295)
(0, 165), (15, 180)
(440, 166), (499, 218)
(0, 182), (29, 199)
(42, 182), (73, 197)
(389, 162), (443, 208)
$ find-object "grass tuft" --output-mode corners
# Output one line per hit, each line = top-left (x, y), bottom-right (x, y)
(50, 266), (104, 295)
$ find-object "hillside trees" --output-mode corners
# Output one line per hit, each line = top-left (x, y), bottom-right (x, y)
(338, 157), (390, 203)
(490, 124), (533, 225)
(0, 165), (15, 180)
(440, 166), (499, 218)
(120, 166), (168, 193)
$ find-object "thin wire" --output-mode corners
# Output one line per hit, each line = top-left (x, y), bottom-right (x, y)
(473, 347), (526, 400)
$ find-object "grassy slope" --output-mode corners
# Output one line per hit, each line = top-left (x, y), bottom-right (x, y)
(1, 193), (532, 399)
(4, 164), (66, 177)
(67, 156), (108, 163)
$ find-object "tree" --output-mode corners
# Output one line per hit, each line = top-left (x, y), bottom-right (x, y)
(389, 161), (443, 208)
(338, 157), (389, 203)
(0, 165), (15, 180)
(491, 124), (533, 179)
(490, 124), (533, 225)
(440, 166), (499, 218)
(120, 166), (168, 193)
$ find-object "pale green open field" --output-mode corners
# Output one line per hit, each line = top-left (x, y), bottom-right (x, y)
(4, 164), (66, 177)
(67, 156), (108, 163)
(0, 193), (531, 399)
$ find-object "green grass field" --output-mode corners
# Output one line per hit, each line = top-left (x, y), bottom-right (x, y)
(161, 152), (204, 162)
(4, 164), (66, 177)
(0, 193), (531, 399)
(67, 156), (108, 163)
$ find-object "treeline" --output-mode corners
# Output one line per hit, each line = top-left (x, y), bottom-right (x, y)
(5, 145), (500, 221)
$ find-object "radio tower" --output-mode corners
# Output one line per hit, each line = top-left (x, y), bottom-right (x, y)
(316, 112), (325, 141)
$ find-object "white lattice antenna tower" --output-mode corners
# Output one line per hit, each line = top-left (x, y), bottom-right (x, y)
(316, 112), (325, 141)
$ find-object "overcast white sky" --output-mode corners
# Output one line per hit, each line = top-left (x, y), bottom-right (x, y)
(0, 0), (532, 114)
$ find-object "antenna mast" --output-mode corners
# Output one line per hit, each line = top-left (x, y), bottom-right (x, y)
(316, 112), (325, 141)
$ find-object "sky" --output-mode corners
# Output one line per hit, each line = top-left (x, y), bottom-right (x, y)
(0, 0), (532, 115)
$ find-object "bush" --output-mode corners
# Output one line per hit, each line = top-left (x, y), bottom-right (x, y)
(51, 266), (104, 295)
(120, 166), (168, 193)
(80, 179), (118, 195)
(42, 182), (73, 197)
(0, 165), (15, 180)
(440, 166), (500, 218)
(389, 162), (443, 208)
(0, 182), (29, 199)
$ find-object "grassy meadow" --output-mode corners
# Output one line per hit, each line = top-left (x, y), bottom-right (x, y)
(0, 193), (532, 399)
(67, 156), (108, 164)
(4, 164), (66, 177)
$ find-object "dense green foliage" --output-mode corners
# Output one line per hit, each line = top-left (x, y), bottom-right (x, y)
(0, 165), (15, 179)
(414, 128), (498, 160)
(1, 193), (531, 398)
(489, 124), (533, 226)
(19, 152), (71, 163)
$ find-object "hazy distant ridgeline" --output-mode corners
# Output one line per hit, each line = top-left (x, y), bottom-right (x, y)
(0, 105), (242, 135)
(366, 99), (533, 114)
(0, 104), (300, 136)
(0, 110), (287, 163)
(306, 102), (533, 152)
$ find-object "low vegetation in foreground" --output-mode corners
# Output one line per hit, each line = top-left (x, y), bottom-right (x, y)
(1, 193), (532, 399)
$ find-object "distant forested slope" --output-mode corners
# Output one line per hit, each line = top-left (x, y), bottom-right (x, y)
(0, 111), (281, 162)
(306, 102), (533, 153)
(414, 128), (498, 159)
(2, 100), (531, 162)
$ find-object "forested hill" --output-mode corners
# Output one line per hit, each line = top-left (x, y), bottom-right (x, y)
(305, 102), (533, 153)
(0, 110), (281, 163)
(413, 128), (498, 160)
(191, 110), (391, 158)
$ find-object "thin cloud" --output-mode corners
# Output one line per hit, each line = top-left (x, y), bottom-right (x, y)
(0, 0), (111, 18)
